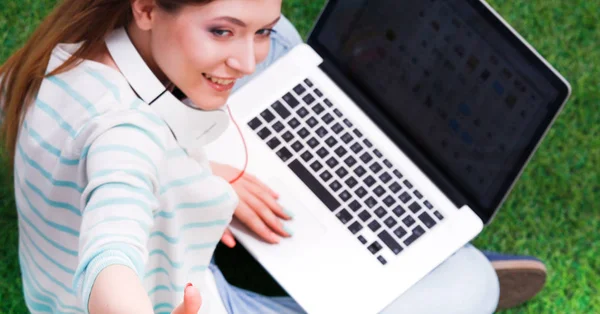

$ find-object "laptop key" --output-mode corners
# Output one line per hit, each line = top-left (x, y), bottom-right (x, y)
(325, 136), (338, 147)
(257, 127), (272, 140)
(367, 241), (383, 254)
(333, 108), (343, 117)
(364, 175), (376, 187)
(369, 162), (382, 174)
(349, 200), (361, 212)
(329, 180), (342, 192)
(314, 89), (323, 97)
(345, 176), (358, 189)
(358, 210), (372, 222)
(288, 160), (340, 211)
(332, 122), (344, 134)
(378, 230), (403, 255)
(335, 167), (348, 179)
(377, 256), (387, 265)
(379, 172), (392, 184)
(424, 200), (434, 209)
(276, 147), (292, 162)
(358, 235), (367, 244)
(351, 142), (364, 154)
(363, 139), (373, 148)
(326, 157), (338, 168)
(365, 196), (377, 208)
(306, 117), (318, 128)
(348, 221), (363, 234)
(336, 209), (352, 224)
(282, 93), (299, 108)
(288, 117), (300, 129)
(248, 117), (262, 130)
(260, 109), (275, 122)
(403, 179), (413, 189)
(403, 226), (425, 246)
(310, 161), (323, 172)
(320, 170), (332, 182)
(316, 126), (328, 138)
(434, 211), (444, 220)
(344, 156), (357, 167)
(353, 129), (363, 138)
(399, 191), (412, 203)
(414, 190), (423, 199)
(368, 220), (382, 232)
(272, 101), (291, 119)
(383, 196), (395, 207)
(293, 84), (306, 96)
(339, 190), (351, 202)
(373, 149), (383, 158)
(343, 118), (353, 128)
(335, 146), (348, 158)
(393, 226), (407, 239)
(312, 103), (325, 115)
(402, 215), (416, 227)
(383, 159), (393, 168)
(393, 170), (403, 179)
(389, 182), (402, 193)
(282, 131), (294, 142)
(360, 151), (372, 163)
(355, 187), (368, 199)
(304, 79), (313, 87)
(354, 166), (367, 177)
(291, 140), (304, 152)
(408, 202), (422, 213)
(307, 137), (319, 148)
(324, 98), (333, 107)
(341, 132), (353, 144)
(272, 121), (285, 133)
(303, 94), (315, 105)
(266, 138), (281, 150)
(298, 127), (309, 139)
(374, 207), (387, 218)
(392, 205), (406, 217)
(317, 147), (329, 158)
(419, 212), (437, 229)
(301, 151), (313, 162)
(297, 107), (309, 118)
(384, 216), (397, 228)
(373, 186), (385, 197)
(322, 113), (334, 124)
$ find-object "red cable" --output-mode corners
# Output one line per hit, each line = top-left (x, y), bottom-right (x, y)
(226, 105), (248, 184)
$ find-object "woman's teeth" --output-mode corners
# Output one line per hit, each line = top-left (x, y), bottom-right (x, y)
(203, 74), (234, 85)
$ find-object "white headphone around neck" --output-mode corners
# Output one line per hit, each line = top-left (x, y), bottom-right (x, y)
(104, 27), (229, 150)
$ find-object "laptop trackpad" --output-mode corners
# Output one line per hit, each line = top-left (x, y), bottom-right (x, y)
(230, 177), (327, 245)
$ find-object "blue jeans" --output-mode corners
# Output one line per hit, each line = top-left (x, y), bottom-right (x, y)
(214, 15), (500, 314)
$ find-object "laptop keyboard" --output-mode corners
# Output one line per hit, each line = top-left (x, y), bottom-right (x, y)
(247, 78), (445, 265)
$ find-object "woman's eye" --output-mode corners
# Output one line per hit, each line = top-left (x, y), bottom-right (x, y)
(210, 29), (233, 37)
(256, 29), (275, 37)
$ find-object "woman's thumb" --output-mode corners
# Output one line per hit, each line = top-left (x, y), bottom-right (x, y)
(172, 283), (202, 314)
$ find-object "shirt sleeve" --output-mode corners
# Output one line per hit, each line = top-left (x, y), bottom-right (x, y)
(72, 112), (168, 312)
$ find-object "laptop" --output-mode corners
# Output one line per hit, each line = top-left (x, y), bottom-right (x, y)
(204, 0), (571, 313)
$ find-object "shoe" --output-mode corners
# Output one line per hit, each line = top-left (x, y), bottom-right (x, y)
(483, 252), (547, 311)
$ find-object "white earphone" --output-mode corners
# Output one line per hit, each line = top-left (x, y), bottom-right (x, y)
(105, 27), (230, 150)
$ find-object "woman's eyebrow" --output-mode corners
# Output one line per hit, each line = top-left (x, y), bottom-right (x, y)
(211, 15), (281, 28)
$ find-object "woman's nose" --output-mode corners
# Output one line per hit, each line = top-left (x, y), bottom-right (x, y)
(226, 40), (257, 76)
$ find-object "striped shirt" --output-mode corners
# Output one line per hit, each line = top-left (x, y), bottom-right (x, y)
(13, 42), (238, 313)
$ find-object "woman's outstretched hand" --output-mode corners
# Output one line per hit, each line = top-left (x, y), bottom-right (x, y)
(210, 162), (293, 247)
(171, 284), (202, 314)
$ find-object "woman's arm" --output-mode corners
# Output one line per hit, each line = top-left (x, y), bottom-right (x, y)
(88, 265), (153, 313)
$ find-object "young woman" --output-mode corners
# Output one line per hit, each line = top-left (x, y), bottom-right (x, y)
(0, 0), (548, 313)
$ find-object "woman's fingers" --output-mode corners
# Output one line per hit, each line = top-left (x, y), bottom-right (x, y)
(243, 180), (292, 220)
(235, 200), (281, 244)
(241, 190), (291, 238)
(220, 228), (236, 248)
(244, 173), (279, 199)
(171, 283), (202, 314)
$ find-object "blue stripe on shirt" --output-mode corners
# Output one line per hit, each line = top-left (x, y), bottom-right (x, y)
(84, 68), (120, 101)
(23, 121), (80, 165)
(16, 204), (78, 256)
(17, 143), (83, 192)
(24, 178), (80, 217)
(46, 76), (98, 115)
(21, 239), (75, 295)
(34, 98), (78, 138)
(87, 144), (159, 176)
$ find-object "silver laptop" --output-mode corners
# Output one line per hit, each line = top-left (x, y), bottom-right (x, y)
(204, 0), (571, 313)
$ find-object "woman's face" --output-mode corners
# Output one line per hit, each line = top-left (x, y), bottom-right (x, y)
(147, 0), (282, 110)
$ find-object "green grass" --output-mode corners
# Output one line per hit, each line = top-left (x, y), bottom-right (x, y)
(1, 0), (598, 313)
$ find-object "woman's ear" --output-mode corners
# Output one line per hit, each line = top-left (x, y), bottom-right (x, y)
(130, 0), (157, 31)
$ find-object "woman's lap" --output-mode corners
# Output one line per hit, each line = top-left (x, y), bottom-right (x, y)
(219, 14), (499, 314)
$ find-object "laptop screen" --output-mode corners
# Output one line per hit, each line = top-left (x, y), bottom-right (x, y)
(308, 0), (570, 221)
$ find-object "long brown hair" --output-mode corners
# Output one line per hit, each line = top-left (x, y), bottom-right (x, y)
(0, 0), (212, 164)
